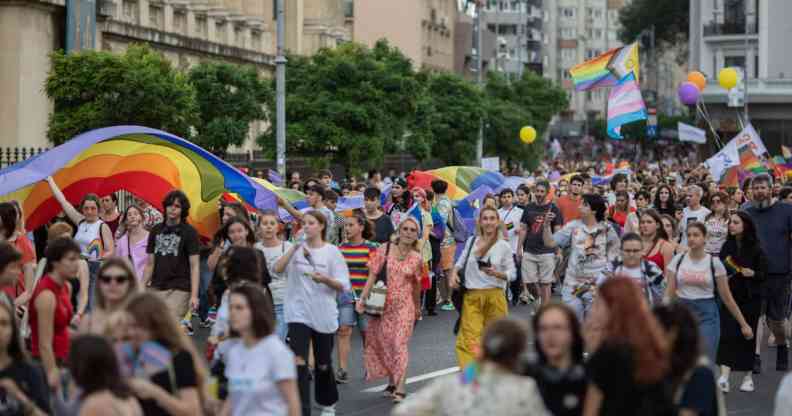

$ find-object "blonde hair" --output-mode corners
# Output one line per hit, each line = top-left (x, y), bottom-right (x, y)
(395, 216), (421, 252)
(475, 206), (503, 257)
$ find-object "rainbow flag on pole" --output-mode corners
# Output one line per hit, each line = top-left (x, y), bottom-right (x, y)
(568, 47), (620, 91)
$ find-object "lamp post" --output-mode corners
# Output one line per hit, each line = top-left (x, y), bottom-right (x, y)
(275, 0), (287, 176)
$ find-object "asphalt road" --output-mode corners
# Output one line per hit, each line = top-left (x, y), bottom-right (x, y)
(193, 302), (786, 415)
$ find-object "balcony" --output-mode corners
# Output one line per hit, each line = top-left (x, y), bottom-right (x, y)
(703, 21), (757, 37)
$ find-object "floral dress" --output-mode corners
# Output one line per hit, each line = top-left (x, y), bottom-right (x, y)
(364, 245), (422, 382)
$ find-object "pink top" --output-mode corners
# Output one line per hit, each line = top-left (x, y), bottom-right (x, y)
(115, 231), (149, 280)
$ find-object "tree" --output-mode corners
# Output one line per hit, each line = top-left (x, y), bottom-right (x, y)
(260, 40), (419, 175)
(618, 0), (689, 57)
(45, 44), (198, 145)
(188, 62), (271, 155)
(410, 71), (484, 165)
(483, 71), (569, 171)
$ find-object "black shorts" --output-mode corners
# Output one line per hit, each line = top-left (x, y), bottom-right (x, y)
(763, 277), (791, 322)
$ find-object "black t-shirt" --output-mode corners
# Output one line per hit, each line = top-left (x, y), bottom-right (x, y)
(678, 366), (718, 416)
(587, 343), (674, 416)
(370, 214), (395, 244)
(523, 361), (587, 416)
(0, 361), (50, 416)
(147, 222), (201, 291)
(139, 349), (198, 416)
(521, 202), (563, 254)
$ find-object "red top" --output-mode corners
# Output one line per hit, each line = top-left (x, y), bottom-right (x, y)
(1, 235), (35, 299)
(644, 240), (666, 272)
(29, 275), (73, 361)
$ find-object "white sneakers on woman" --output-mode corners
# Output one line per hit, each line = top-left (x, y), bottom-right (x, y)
(719, 374), (755, 393)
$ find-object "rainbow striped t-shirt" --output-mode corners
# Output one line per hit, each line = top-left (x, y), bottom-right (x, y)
(339, 241), (379, 297)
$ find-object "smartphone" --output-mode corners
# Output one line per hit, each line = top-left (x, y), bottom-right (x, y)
(477, 260), (492, 270)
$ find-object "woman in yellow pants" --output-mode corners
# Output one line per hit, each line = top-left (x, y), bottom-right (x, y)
(450, 206), (516, 368)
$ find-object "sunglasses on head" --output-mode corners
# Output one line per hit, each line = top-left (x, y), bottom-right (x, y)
(99, 274), (129, 284)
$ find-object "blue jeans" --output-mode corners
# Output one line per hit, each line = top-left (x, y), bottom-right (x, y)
(681, 297), (720, 361)
(198, 257), (212, 322)
(561, 283), (594, 322)
(274, 303), (288, 341)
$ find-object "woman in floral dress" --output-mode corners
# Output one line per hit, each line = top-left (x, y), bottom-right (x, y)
(356, 216), (423, 403)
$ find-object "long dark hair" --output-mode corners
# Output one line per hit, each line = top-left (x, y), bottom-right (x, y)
(68, 335), (133, 399)
(349, 209), (373, 241)
(532, 303), (584, 366)
(653, 303), (702, 392)
(727, 211), (759, 250)
(653, 184), (676, 213)
(214, 217), (257, 247)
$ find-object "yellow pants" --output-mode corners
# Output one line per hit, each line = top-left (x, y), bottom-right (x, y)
(455, 288), (508, 368)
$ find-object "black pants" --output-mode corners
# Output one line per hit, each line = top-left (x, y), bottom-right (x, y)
(288, 323), (338, 415)
(509, 254), (523, 304)
(425, 237), (443, 312)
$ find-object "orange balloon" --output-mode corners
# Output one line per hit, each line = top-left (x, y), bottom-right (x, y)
(687, 71), (707, 91)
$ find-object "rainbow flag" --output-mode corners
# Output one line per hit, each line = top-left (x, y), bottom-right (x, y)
(569, 47), (620, 91)
(0, 126), (277, 238)
(607, 73), (647, 139)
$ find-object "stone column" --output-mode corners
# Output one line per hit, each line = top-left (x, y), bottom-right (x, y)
(207, 15), (217, 42)
(226, 20), (235, 45)
(186, 8), (196, 37)
(242, 25), (252, 49)
(746, 45), (755, 79)
(163, 3), (173, 32)
(715, 48), (725, 73)
(138, 0), (149, 27)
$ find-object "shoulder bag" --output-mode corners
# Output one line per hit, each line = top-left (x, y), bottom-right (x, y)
(451, 235), (477, 334)
(364, 243), (391, 317)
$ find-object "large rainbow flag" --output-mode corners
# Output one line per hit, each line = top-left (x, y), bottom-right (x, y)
(0, 126), (277, 238)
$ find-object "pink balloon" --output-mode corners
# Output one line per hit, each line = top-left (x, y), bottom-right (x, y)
(678, 82), (700, 105)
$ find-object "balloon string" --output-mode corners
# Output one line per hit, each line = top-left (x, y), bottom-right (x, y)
(697, 101), (723, 149)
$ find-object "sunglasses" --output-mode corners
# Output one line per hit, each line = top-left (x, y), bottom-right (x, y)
(99, 274), (130, 284)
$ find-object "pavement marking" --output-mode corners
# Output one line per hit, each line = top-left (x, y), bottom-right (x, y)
(361, 366), (460, 393)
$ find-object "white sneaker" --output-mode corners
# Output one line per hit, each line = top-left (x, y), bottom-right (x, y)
(318, 405), (336, 416)
(717, 375), (730, 393)
(740, 377), (755, 392)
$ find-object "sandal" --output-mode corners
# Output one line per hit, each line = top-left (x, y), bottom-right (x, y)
(393, 392), (407, 403)
(383, 385), (396, 397)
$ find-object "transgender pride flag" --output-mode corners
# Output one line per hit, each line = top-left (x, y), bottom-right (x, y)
(606, 73), (647, 139)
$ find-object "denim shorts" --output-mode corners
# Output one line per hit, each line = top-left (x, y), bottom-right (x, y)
(338, 301), (368, 331)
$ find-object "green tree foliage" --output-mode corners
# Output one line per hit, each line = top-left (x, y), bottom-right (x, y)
(411, 71), (484, 165)
(618, 0), (689, 57)
(483, 71), (569, 171)
(189, 62), (271, 154)
(45, 44), (198, 145)
(260, 40), (419, 174)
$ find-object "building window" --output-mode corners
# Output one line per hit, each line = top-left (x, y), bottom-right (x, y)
(123, 0), (137, 23)
(724, 55), (746, 69)
(562, 7), (574, 18)
(562, 49), (575, 61)
(197, 16), (207, 38)
(149, 5), (162, 29)
(560, 27), (576, 39)
(173, 11), (186, 34)
(252, 31), (262, 51)
(594, 9), (602, 19)
(594, 29), (602, 39)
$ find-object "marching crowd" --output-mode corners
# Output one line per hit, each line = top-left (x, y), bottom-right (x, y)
(3, 148), (792, 416)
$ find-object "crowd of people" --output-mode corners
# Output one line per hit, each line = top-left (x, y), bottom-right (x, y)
(2, 147), (792, 415)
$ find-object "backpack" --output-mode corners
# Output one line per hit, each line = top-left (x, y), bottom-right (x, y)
(447, 205), (470, 243)
(610, 259), (665, 306)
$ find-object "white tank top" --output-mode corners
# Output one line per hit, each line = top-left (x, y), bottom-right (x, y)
(74, 220), (104, 261)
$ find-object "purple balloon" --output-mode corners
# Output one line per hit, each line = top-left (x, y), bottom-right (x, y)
(678, 82), (700, 105)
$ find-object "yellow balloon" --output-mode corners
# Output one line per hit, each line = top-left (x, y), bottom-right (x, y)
(718, 68), (739, 90)
(520, 126), (537, 144)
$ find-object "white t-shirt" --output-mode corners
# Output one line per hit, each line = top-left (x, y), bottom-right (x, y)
(679, 206), (711, 246)
(668, 253), (726, 300)
(226, 335), (296, 416)
(498, 206), (524, 253)
(284, 243), (350, 333)
(455, 238), (516, 290)
(255, 241), (293, 305)
(704, 217), (728, 255)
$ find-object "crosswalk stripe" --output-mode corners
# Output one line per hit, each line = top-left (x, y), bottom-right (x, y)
(361, 366), (460, 393)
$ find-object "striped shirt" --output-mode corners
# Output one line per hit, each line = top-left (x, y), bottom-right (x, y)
(339, 241), (378, 296)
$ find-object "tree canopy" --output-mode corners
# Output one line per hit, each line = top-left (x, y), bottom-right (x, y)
(45, 44), (198, 145)
(483, 71), (569, 171)
(189, 62), (271, 154)
(260, 40), (419, 174)
(618, 0), (689, 57)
